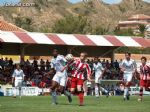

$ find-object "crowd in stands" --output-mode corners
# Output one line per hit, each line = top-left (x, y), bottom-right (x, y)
(87, 59), (123, 80)
(0, 57), (53, 88)
(0, 57), (123, 91)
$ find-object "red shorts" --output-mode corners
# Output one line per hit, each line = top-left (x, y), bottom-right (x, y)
(140, 79), (150, 88)
(71, 77), (84, 89)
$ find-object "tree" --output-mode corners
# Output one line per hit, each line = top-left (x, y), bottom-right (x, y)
(138, 24), (146, 35)
(91, 25), (109, 35)
(14, 17), (34, 31)
(114, 27), (134, 36)
(52, 15), (91, 34)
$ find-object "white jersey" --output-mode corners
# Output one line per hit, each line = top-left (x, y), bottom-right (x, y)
(12, 69), (25, 80)
(121, 59), (137, 74)
(93, 62), (104, 75)
(51, 55), (67, 72)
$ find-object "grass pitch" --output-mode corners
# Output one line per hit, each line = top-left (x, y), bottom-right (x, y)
(0, 96), (150, 112)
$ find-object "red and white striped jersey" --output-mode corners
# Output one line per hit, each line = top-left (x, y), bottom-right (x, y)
(140, 64), (150, 80)
(68, 59), (91, 80)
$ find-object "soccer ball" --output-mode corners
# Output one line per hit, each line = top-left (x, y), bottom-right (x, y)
(65, 54), (74, 61)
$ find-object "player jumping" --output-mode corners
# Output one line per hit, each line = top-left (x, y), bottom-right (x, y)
(138, 56), (150, 101)
(50, 49), (72, 105)
(120, 52), (137, 101)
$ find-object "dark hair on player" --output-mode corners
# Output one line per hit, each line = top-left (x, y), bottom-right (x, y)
(94, 56), (99, 60)
(16, 63), (20, 66)
(141, 56), (147, 61)
(125, 52), (131, 56)
(52, 49), (59, 55)
(80, 52), (88, 57)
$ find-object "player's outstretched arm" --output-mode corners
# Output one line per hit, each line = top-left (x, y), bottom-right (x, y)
(61, 65), (68, 72)
(86, 64), (92, 82)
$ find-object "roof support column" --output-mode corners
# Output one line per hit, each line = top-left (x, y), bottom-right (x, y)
(20, 44), (30, 61)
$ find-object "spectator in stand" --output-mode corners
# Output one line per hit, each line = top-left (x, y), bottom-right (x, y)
(0, 57), (125, 90)
(8, 58), (13, 67)
(25, 59), (31, 66)
(114, 60), (119, 70)
(40, 59), (45, 71)
(102, 59), (106, 68)
(114, 83), (122, 95)
(32, 57), (38, 69)
(46, 60), (50, 71)
(31, 80), (36, 87)
(4, 57), (9, 67)
(110, 60), (114, 68)
(106, 60), (110, 69)
(0, 58), (4, 69)
(39, 79), (46, 88)
(20, 57), (25, 68)
(26, 78), (32, 87)
(119, 59), (122, 67)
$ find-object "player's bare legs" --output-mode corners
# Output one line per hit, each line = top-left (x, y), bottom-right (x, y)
(12, 64), (25, 98)
(58, 85), (72, 103)
(51, 81), (58, 105)
(70, 85), (84, 106)
(83, 81), (88, 96)
(124, 82), (130, 100)
(70, 77), (85, 106)
(138, 57), (150, 101)
(138, 86), (144, 101)
(95, 83), (100, 98)
(77, 85), (84, 106)
(120, 52), (137, 101)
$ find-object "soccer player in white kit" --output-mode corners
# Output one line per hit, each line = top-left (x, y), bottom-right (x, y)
(93, 57), (109, 98)
(120, 52), (137, 100)
(50, 49), (72, 105)
(12, 64), (25, 98)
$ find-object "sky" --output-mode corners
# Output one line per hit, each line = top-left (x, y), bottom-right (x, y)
(68, 0), (150, 4)
(0, 0), (20, 6)
(0, 0), (149, 6)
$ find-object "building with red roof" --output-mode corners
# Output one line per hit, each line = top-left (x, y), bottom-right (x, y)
(0, 16), (25, 32)
(118, 14), (150, 30)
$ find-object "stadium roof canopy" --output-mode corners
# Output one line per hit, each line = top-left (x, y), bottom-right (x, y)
(0, 31), (150, 47)
(0, 31), (150, 57)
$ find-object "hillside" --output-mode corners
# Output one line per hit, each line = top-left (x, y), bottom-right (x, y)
(0, 0), (149, 33)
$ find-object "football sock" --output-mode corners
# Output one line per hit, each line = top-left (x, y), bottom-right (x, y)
(51, 90), (57, 104)
(139, 88), (143, 97)
(64, 90), (71, 97)
(78, 92), (84, 105)
(124, 88), (128, 97)
(19, 87), (21, 97)
(13, 87), (17, 97)
(95, 86), (99, 97)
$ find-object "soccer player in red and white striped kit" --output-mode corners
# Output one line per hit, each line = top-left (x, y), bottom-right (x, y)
(66, 52), (92, 106)
(138, 56), (150, 101)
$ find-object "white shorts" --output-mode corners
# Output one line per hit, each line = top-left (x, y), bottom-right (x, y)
(52, 72), (67, 87)
(95, 72), (102, 84)
(15, 80), (23, 87)
(123, 73), (133, 82)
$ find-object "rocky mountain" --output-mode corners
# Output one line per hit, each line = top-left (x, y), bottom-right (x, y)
(0, 0), (149, 33)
